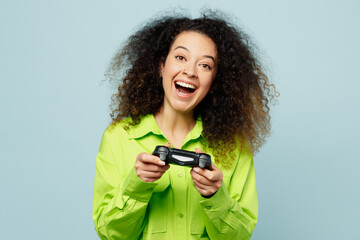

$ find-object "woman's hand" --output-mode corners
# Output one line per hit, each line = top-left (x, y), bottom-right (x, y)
(135, 143), (171, 182)
(190, 148), (223, 197)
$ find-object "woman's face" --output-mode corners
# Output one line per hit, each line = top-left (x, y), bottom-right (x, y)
(160, 31), (217, 114)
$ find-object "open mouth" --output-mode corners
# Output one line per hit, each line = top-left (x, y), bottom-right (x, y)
(175, 81), (196, 95)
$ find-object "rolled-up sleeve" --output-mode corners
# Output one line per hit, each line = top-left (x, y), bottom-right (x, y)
(200, 150), (258, 240)
(92, 130), (158, 240)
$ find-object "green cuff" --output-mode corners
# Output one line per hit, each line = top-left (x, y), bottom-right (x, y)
(199, 184), (232, 219)
(123, 168), (158, 202)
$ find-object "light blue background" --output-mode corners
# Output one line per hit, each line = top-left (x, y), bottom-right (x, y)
(1, 0), (359, 239)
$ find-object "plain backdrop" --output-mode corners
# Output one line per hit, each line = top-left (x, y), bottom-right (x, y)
(1, 0), (359, 239)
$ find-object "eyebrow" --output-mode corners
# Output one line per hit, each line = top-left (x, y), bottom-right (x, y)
(174, 46), (216, 63)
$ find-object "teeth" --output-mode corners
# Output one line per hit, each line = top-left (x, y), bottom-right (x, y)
(175, 81), (196, 89)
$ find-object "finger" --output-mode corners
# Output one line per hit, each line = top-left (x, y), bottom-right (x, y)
(192, 179), (206, 191)
(191, 169), (213, 186)
(139, 170), (165, 178)
(164, 142), (171, 147)
(210, 162), (219, 171)
(141, 177), (161, 183)
(193, 167), (221, 182)
(192, 172), (222, 195)
(192, 177), (213, 190)
(192, 179), (214, 196)
(194, 148), (204, 153)
(139, 153), (166, 166)
(141, 162), (170, 172)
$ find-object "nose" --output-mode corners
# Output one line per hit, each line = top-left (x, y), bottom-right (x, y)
(183, 63), (197, 78)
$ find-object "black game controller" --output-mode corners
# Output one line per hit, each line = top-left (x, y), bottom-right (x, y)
(153, 145), (212, 170)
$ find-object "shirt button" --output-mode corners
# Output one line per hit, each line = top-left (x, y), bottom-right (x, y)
(178, 172), (183, 177)
(205, 206), (211, 210)
(146, 188), (153, 191)
(178, 213), (184, 218)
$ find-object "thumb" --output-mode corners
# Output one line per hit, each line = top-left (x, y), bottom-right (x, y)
(195, 148), (204, 153)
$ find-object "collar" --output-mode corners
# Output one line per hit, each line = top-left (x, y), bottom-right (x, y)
(127, 114), (204, 142)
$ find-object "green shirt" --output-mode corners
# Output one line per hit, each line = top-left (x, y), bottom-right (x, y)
(93, 114), (258, 240)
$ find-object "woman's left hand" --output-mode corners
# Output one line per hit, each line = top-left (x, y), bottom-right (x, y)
(190, 148), (223, 197)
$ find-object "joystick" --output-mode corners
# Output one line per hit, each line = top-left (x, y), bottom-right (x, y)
(153, 145), (212, 170)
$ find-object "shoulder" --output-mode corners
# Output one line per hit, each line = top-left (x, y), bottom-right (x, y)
(103, 117), (133, 140)
(103, 114), (152, 140)
(232, 141), (254, 179)
(218, 139), (253, 172)
(235, 139), (253, 165)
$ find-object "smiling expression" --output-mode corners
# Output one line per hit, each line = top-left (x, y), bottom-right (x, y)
(160, 31), (217, 114)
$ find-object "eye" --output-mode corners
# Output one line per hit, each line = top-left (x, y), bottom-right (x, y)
(200, 64), (212, 70)
(175, 55), (186, 61)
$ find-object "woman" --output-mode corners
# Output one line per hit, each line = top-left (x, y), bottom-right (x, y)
(93, 12), (277, 240)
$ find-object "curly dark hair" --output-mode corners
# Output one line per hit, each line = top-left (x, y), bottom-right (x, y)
(106, 11), (278, 168)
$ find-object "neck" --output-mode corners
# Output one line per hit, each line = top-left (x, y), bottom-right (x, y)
(154, 105), (196, 148)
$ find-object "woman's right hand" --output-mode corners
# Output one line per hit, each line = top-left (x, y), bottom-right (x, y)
(135, 143), (171, 182)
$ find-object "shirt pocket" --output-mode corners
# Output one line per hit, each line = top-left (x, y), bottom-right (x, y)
(143, 192), (167, 234)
